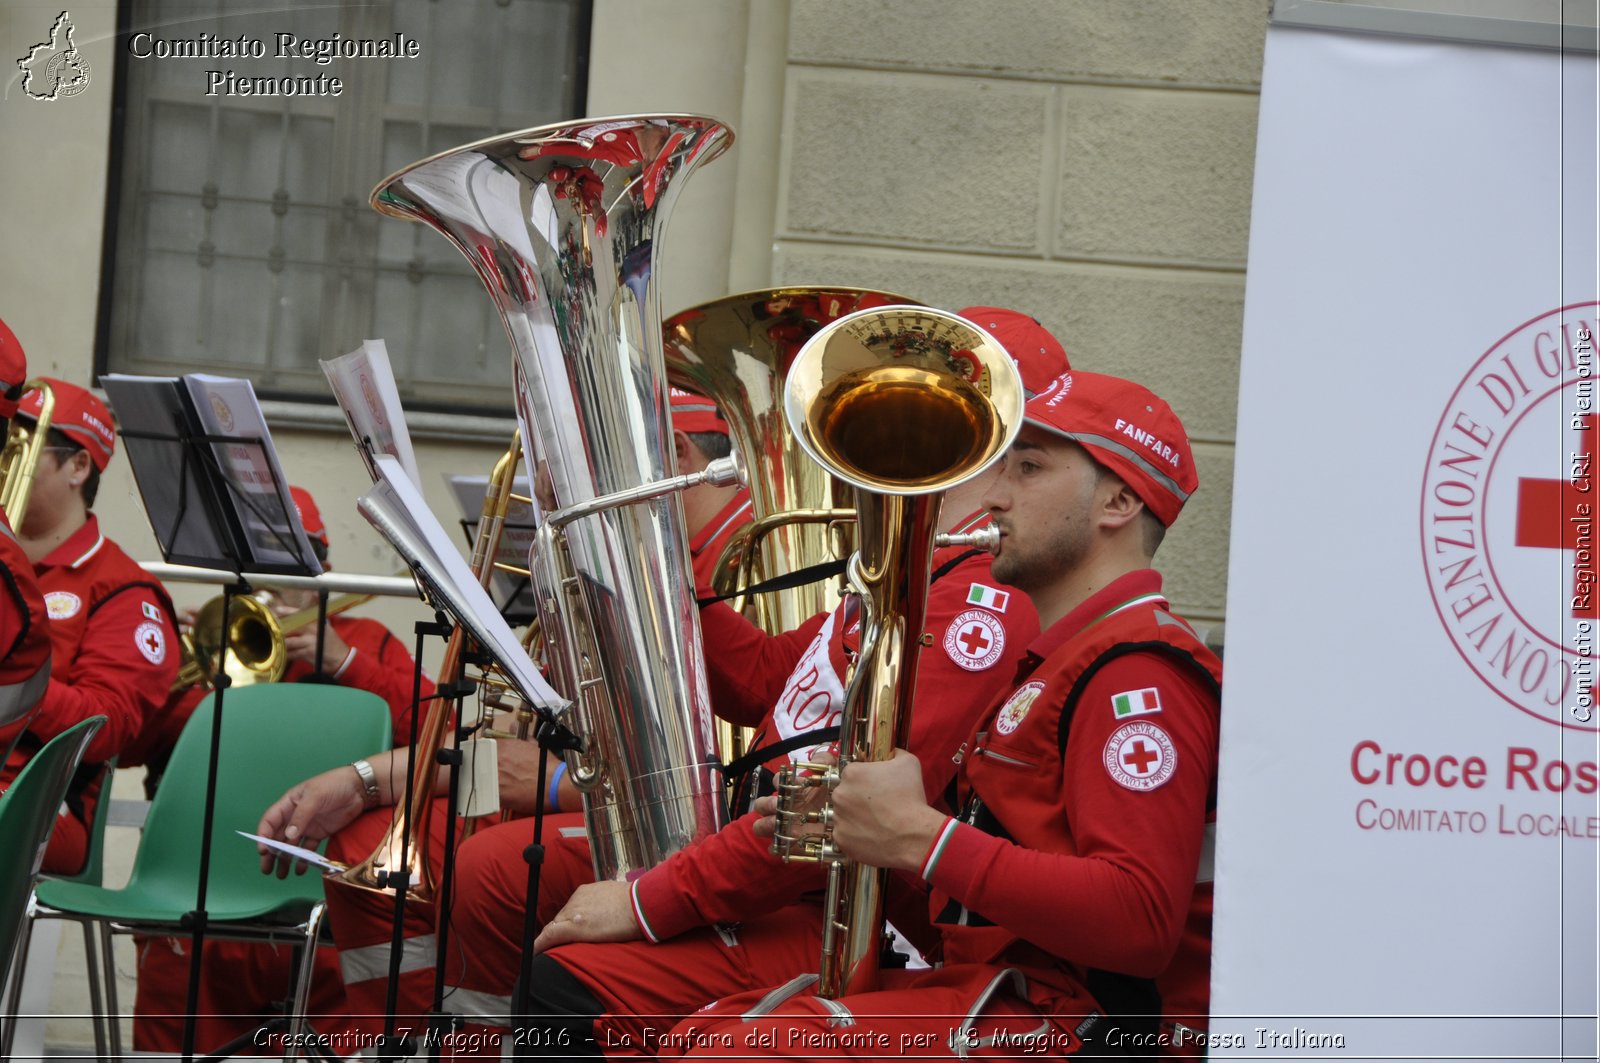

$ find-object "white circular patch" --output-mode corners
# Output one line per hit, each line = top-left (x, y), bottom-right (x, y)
(135, 621), (167, 665)
(943, 609), (1005, 671)
(44, 591), (81, 620)
(1103, 721), (1177, 792)
(994, 680), (1046, 736)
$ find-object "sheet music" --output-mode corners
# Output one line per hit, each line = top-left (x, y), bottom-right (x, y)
(360, 455), (563, 710)
(237, 830), (344, 874)
(445, 472), (538, 618)
(183, 374), (321, 573)
(101, 373), (238, 566)
(321, 340), (421, 488)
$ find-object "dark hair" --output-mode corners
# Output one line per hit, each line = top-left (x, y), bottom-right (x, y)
(686, 430), (732, 462)
(1084, 448), (1165, 558)
(46, 427), (99, 508)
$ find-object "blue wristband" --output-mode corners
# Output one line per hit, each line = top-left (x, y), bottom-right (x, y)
(547, 761), (568, 813)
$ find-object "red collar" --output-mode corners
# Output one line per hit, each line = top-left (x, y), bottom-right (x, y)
(689, 490), (752, 555)
(38, 514), (107, 571)
(1020, 569), (1166, 666)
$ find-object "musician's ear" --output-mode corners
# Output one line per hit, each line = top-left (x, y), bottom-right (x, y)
(672, 428), (693, 470)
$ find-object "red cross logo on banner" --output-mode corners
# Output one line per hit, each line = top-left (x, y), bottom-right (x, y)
(1516, 412), (1597, 618)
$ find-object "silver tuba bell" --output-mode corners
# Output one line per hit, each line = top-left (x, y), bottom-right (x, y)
(370, 115), (734, 880)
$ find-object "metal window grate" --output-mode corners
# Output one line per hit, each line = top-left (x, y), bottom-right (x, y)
(99, 0), (590, 413)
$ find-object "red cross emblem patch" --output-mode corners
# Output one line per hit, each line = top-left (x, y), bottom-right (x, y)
(942, 609), (1005, 671)
(1103, 720), (1177, 791)
(135, 621), (167, 665)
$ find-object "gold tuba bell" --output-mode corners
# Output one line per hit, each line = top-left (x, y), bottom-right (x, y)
(366, 115), (734, 882)
(770, 306), (1022, 998)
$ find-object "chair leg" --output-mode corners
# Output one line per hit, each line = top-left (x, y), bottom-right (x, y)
(78, 917), (110, 1063)
(284, 902), (327, 1061)
(98, 921), (124, 1062)
(1, 893), (39, 1060)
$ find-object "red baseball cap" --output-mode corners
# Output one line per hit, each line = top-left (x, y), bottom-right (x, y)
(1025, 371), (1197, 527)
(669, 388), (729, 436)
(17, 378), (116, 472)
(0, 318), (26, 419)
(958, 307), (1070, 397)
(289, 485), (329, 547)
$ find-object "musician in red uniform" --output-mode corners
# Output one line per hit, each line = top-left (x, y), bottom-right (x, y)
(246, 391), (754, 1046)
(0, 378), (179, 874)
(122, 484), (436, 791)
(128, 483), (441, 1054)
(644, 370), (1221, 1059)
(0, 320), (52, 725)
(436, 309), (1072, 1056)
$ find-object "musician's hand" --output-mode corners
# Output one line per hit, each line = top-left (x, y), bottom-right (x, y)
(176, 605), (199, 631)
(255, 766), (367, 878)
(751, 747), (836, 841)
(283, 626), (351, 675)
(533, 881), (641, 953)
(495, 740), (555, 816)
(827, 749), (944, 873)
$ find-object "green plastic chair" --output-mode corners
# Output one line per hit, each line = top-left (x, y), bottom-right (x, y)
(1, 756), (120, 1059)
(0, 717), (106, 1052)
(22, 685), (392, 1061)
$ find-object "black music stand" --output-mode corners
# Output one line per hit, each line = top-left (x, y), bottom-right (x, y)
(118, 417), (321, 1063)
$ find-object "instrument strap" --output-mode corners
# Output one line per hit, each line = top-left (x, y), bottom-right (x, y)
(695, 559), (847, 609)
(696, 547), (983, 609)
(718, 725), (840, 780)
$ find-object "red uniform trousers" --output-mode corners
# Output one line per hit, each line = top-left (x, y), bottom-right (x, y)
(534, 905), (825, 1060)
(131, 798), (461, 1052)
(437, 813), (596, 1052)
(665, 964), (1097, 1060)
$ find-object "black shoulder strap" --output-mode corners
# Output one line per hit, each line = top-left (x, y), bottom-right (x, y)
(696, 559), (848, 609)
(85, 579), (179, 621)
(931, 547), (983, 585)
(718, 725), (840, 780)
(1057, 640), (1222, 813)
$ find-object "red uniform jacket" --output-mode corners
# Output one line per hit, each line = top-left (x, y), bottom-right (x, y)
(0, 517), (179, 858)
(630, 515), (1037, 942)
(687, 490), (752, 589)
(919, 569), (1222, 1029)
(122, 614), (434, 769)
(0, 514), (51, 724)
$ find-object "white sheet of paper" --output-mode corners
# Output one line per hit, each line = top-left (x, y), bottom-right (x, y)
(321, 340), (422, 489)
(237, 830), (344, 874)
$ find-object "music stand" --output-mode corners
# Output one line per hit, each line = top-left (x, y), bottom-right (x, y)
(117, 409), (320, 1063)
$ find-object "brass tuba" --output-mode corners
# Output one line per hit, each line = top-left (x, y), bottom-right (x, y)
(369, 115), (734, 882)
(0, 379), (55, 526)
(770, 307), (1022, 998)
(663, 288), (922, 764)
(662, 288), (923, 635)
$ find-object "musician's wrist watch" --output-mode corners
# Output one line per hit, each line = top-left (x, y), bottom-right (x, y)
(351, 759), (380, 809)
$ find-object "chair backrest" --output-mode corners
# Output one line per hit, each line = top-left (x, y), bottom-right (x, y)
(46, 757), (117, 887)
(122, 684), (392, 916)
(0, 716), (105, 976)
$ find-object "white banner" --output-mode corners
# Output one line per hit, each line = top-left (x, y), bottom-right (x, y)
(1214, 23), (1599, 1062)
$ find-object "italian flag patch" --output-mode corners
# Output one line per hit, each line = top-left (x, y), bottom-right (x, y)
(1111, 687), (1162, 719)
(966, 583), (1009, 612)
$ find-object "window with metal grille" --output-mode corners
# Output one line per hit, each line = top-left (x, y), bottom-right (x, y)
(97, 0), (591, 413)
